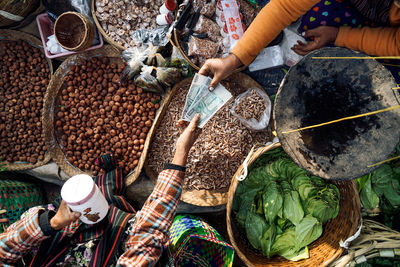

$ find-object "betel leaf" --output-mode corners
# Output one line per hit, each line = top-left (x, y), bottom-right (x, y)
(263, 181), (283, 224)
(356, 174), (371, 193)
(382, 179), (400, 207)
(242, 166), (271, 189)
(260, 223), (277, 257)
(371, 164), (393, 197)
(295, 215), (323, 250)
(283, 246), (309, 262)
(283, 191), (304, 225)
(270, 227), (297, 256)
(245, 211), (269, 250)
(305, 197), (337, 224)
(360, 175), (380, 210)
(235, 187), (260, 228)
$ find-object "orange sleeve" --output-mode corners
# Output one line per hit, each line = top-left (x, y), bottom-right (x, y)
(231, 0), (319, 66)
(334, 26), (400, 56)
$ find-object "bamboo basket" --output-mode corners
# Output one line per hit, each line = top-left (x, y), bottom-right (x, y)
(0, 29), (53, 171)
(226, 142), (362, 266)
(144, 72), (273, 206)
(91, 0), (126, 50)
(42, 46), (168, 185)
(0, 0), (40, 28)
(54, 12), (95, 52)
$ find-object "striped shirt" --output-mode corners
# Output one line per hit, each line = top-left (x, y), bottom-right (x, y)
(0, 168), (185, 266)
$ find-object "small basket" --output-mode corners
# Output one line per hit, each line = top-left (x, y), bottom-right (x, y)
(0, 0), (40, 28)
(226, 142), (361, 266)
(54, 11), (94, 52)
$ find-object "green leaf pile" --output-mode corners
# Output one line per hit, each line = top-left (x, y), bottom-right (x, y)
(233, 148), (340, 261)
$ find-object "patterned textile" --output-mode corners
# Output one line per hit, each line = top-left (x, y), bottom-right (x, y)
(299, 0), (400, 83)
(166, 215), (234, 267)
(0, 180), (44, 227)
(0, 162), (185, 267)
(348, 0), (393, 24)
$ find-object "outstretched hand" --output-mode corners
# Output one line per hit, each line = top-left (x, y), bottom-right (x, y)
(292, 26), (339, 56)
(50, 201), (81, 231)
(173, 114), (201, 166)
(199, 54), (242, 91)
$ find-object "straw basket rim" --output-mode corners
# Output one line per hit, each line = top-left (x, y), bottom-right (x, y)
(0, 29), (53, 171)
(226, 142), (361, 267)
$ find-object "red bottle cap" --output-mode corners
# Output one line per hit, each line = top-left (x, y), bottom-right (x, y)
(165, 0), (176, 11)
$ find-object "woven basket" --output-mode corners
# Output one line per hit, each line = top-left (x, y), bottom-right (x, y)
(226, 142), (361, 267)
(0, 0), (40, 28)
(0, 29), (53, 171)
(91, 0), (126, 50)
(54, 11), (95, 52)
(43, 46), (168, 184)
(144, 72), (273, 206)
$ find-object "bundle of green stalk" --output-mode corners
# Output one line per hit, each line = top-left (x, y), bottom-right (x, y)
(233, 148), (340, 261)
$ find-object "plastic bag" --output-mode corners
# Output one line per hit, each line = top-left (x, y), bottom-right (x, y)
(230, 88), (272, 131)
(120, 45), (149, 83)
(193, 15), (220, 42)
(280, 28), (305, 66)
(146, 44), (167, 67)
(156, 67), (183, 87)
(131, 25), (170, 47)
(248, 45), (284, 72)
(134, 66), (164, 94)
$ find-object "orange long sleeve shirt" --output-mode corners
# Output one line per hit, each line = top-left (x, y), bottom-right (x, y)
(231, 0), (400, 66)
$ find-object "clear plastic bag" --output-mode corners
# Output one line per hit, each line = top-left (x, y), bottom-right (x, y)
(134, 66), (164, 94)
(131, 25), (170, 47)
(120, 45), (149, 83)
(230, 88), (272, 131)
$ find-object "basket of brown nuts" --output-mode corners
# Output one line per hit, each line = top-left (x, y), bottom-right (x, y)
(91, 0), (166, 50)
(173, 0), (259, 70)
(145, 72), (273, 206)
(0, 29), (53, 171)
(43, 46), (166, 184)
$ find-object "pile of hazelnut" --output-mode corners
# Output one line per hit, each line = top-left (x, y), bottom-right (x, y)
(56, 57), (161, 175)
(0, 40), (50, 164)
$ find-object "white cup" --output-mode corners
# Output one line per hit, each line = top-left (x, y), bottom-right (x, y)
(61, 174), (109, 224)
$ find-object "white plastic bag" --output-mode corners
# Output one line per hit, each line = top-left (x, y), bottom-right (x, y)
(248, 45), (284, 72)
(230, 88), (272, 131)
(280, 28), (306, 66)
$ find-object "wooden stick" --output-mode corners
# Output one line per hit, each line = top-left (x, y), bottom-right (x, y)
(312, 56), (400, 60)
(392, 87), (400, 90)
(367, 155), (400, 168)
(281, 105), (400, 134)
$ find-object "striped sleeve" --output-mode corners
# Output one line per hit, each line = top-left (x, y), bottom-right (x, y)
(117, 169), (185, 267)
(0, 207), (49, 264)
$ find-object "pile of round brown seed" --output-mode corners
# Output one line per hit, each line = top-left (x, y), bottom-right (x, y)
(0, 40), (50, 164)
(55, 57), (161, 175)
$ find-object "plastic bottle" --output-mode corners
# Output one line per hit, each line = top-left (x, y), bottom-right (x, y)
(156, 11), (174, 25)
(159, 0), (176, 14)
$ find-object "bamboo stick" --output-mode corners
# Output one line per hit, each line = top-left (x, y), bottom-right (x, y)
(312, 56), (400, 60)
(281, 105), (400, 134)
(367, 155), (400, 168)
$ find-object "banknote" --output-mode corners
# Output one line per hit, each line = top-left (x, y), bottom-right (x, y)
(184, 83), (232, 128)
(181, 73), (211, 119)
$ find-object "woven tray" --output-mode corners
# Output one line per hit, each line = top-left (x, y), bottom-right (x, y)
(0, 29), (53, 171)
(226, 142), (362, 267)
(144, 72), (273, 206)
(43, 46), (167, 184)
(0, 0), (40, 28)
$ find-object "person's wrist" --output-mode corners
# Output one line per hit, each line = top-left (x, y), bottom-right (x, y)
(172, 149), (189, 166)
(50, 215), (63, 231)
(226, 53), (242, 69)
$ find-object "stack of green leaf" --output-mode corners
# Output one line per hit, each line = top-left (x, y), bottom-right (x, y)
(233, 148), (340, 261)
(356, 144), (400, 228)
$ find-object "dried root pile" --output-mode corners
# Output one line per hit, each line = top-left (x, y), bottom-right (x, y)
(147, 83), (272, 190)
(234, 89), (267, 121)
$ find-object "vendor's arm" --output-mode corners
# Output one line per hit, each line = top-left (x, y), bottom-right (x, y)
(200, 0), (319, 89)
(0, 202), (80, 264)
(117, 114), (201, 267)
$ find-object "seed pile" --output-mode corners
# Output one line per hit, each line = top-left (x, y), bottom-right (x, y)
(234, 89), (267, 121)
(55, 57), (161, 175)
(147, 83), (271, 190)
(95, 0), (164, 48)
(0, 40), (50, 164)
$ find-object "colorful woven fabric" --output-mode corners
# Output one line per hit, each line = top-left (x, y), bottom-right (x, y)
(0, 179), (44, 227)
(166, 214), (234, 267)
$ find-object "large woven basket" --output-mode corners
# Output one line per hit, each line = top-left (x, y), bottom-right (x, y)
(0, 0), (40, 28)
(226, 142), (361, 266)
(0, 29), (53, 171)
(91, 0), (126, 50)
(144, 72), (273, 206)
(43, 46), (168, 185)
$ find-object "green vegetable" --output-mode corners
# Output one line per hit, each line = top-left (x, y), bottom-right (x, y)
(233, 148), (340, 261)
(263, 181), (283, 224)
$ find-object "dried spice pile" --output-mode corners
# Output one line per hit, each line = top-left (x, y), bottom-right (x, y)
(0, 40), (50, 164)
(55, 57), (161, 175)
(234, 89), (267, 121)
(95, 0), (163, 48)
(147, 83), (271, 190)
